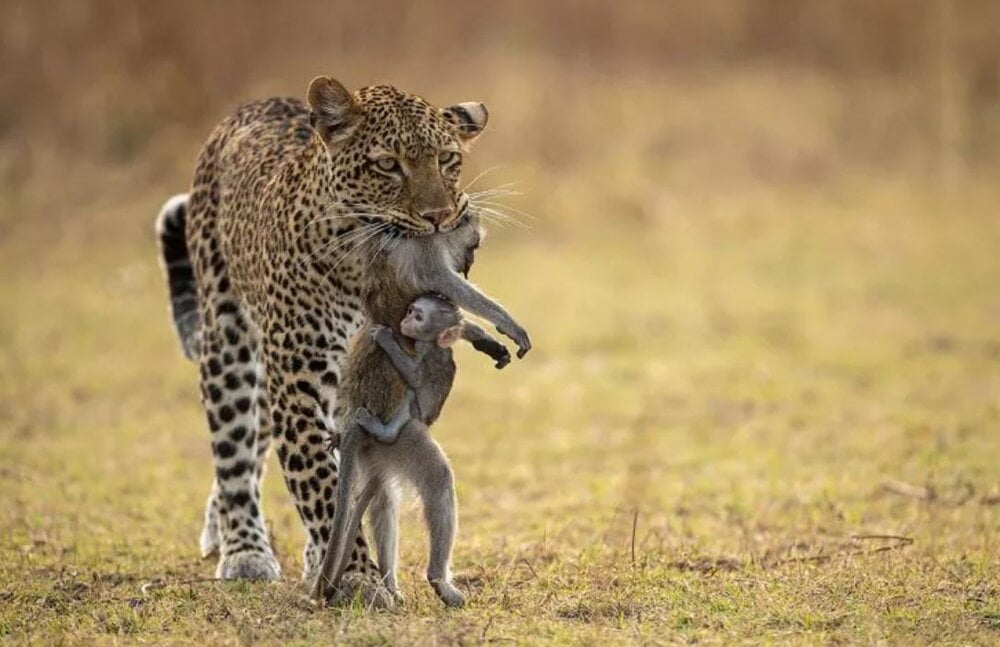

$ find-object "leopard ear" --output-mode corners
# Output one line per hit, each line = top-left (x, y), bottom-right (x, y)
(307, 76), (362, 148)
(442, 102), (488, 147)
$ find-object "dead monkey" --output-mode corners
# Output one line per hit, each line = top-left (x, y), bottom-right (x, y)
(312, 216), (531, 607)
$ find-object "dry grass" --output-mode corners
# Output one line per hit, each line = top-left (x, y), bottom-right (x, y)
(2, 2), (1000, 644)
(2, 174), (999, 644)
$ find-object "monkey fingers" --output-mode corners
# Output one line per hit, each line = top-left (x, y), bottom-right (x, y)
(471, 337), (510, 369)
(497, 320), (531, 358)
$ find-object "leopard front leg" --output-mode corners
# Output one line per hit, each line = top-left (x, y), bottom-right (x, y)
(264, 339), (391, 606)
(200, 377), (273, 560)
(198, 318), (280, 581)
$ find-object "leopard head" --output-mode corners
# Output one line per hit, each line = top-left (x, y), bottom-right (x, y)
(307, 76), (488, 237)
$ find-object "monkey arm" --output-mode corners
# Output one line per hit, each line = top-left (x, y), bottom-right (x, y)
(356, 391), (414, 444)
(420, 268), (532, 358)
(461, 322), (511, 369)
(373, 326), (423, 388)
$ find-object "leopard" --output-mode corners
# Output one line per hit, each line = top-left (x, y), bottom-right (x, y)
(154, 75), (506, 605)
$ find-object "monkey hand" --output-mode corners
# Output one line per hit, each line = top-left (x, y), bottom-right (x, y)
(471, 337), (511, 369)
(370, 324), (393, 344)
(497, 320), (531, 358)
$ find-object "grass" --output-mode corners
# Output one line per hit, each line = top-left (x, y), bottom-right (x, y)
(3, 2), (1000, 640)
(1, 172), (998, 645)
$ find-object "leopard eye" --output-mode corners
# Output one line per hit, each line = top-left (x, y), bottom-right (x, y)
(438, 151), (461, 167)
(374, 157), (401, 174)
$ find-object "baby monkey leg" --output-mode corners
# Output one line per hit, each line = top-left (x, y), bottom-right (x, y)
(356, 391), (415, 444)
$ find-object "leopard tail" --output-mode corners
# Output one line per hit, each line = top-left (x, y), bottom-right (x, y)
(155, 193), (200, 360)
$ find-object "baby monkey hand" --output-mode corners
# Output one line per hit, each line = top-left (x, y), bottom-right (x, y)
(471, 337), (511, 369)
(370, 324), (394, 345)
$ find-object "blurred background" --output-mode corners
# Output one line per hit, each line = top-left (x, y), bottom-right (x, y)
(2, 2), (999, 642)
(2, 0), (1000, 240)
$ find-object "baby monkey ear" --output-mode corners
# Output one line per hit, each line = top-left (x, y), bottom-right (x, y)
(441, 102), (488, 148)
(307, 76), (363, 148)
(436, 324), (463, 349)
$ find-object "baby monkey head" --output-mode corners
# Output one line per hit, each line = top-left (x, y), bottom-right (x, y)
(400, 293), (463, 348)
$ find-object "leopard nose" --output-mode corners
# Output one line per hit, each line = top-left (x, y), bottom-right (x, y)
(418, 207), (451, 226)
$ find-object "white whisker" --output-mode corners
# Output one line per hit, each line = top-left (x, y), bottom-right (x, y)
(462, 164), (507, 193)
(474, 200), (536, 222)
(322, 222), (391, 282)
(301, 223), (384, 268)
(468, 181), (520, 196)
(473, 205), (530, 229)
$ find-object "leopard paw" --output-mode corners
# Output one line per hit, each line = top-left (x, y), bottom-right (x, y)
(216, 551), (282, 581)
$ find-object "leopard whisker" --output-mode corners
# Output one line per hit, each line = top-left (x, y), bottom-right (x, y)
(468, 190), (522, 202)
(300, 221), (388, 269)
(322, 222), (392, 280)
(361, 228), (394, 275)
(468, 181), (520, 196)
(303, 220), (382, 257)
(470, 206), (516, 229)
(319, 226), (390, 285)
(308, 227), (392, 271)
(314, 229), (381, 282)
(291, 211), (387, 249)
(461, 164), (507, 193)
(474, 199), (536, 222)
(475, 213), (510, 229)
(300, 211), (389, 234)
(472, 205), (530, 230)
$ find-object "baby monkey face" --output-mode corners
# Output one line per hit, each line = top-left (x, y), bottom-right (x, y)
(400, 295), (462, 347)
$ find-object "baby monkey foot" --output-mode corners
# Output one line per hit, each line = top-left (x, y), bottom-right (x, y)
(429, 578), (466, 608)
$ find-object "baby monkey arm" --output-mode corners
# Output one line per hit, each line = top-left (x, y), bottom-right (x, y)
(371, 324), (424, 389)
(461, 321), (511, 369)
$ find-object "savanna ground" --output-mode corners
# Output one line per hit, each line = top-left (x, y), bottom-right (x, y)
(2, 2), (1000, 644)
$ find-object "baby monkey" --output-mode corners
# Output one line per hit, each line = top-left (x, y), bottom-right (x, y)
(356, 294), (501, 442)
(315, 293), (510, 607)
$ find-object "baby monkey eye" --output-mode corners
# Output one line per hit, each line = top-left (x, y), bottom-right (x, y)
(374, 157), (401, 173)
(438, 151), (461, 167)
